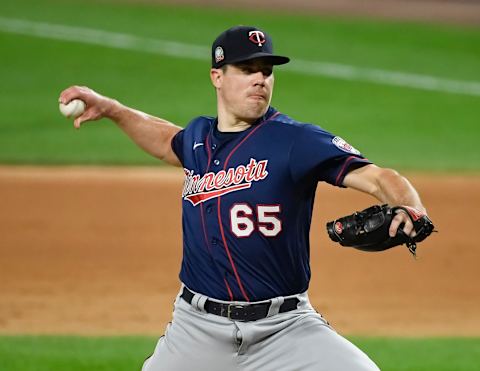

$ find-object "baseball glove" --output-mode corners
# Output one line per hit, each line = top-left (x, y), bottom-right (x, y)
(326, 204), (434, 256)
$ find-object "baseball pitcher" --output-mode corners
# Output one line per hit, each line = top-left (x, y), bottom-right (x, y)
(59, 25), (434, 371)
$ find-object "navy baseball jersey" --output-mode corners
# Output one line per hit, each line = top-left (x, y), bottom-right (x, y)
(171, 107), (371, 302)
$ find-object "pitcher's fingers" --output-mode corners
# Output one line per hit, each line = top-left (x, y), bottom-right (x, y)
(59, 93), (69, 105)
(394, 209), (418, 238)
(60, 86), (85, 104)
(389, 214), (404, 237)
(73, 116), (82, 129)
(73, 112), (89, 129)
(402, 220), (415, 237)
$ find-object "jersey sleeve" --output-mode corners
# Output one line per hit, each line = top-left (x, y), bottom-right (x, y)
(289, 124), (371, 186)
(171, 129), (185, 166)
(170, 116), (214, 167)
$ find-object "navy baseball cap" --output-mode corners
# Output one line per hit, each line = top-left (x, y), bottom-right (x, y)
(212, 26), (290, 68)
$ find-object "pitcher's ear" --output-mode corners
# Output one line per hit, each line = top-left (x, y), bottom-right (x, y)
(210, 67), (224, 88)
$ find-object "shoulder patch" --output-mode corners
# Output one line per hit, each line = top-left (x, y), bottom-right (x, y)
(332, 136), (361, 155)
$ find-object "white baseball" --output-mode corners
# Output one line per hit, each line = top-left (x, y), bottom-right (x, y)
(59, 99), (86, 118)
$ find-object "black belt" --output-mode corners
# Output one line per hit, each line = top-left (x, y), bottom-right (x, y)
(180, 287), (300, 322)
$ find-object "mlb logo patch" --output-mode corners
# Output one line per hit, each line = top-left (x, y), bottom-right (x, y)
(332, 136), (361, 155)
(215, 46), (225, 63)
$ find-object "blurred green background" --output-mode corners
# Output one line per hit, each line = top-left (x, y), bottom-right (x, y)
(0, 335), (479, 371)
(1, 0), (479, 170)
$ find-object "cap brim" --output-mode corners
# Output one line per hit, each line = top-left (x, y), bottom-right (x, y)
(227, 52), (290, 66)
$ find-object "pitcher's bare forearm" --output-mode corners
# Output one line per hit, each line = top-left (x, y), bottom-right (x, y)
(59, 86), (182, 167)
(374, 168), (424, 212)
(106, 101), (182, 166)
(343, 164), (425, 212)
(343, 164), (426, 237)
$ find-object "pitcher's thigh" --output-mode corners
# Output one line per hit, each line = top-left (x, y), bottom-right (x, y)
(142, 334), (240, 371)
(248, 315), (380, 371)
(290, 316), (379, 371)
(142, 309), (240, 371)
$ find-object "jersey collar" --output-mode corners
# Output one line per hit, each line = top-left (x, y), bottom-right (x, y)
(214, 106), (278, 132)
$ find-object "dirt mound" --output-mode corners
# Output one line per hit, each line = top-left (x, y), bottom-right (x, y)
(0, 167), (478, 336)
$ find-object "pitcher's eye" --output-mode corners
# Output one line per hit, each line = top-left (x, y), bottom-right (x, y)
(235, 63), (273, 76)
(241, 66), (272, 76)
(262, 68), (273, 76)
(240, 65), (255, 74)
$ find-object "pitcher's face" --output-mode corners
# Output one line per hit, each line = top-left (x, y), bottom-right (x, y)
(211, 58), (275, 122)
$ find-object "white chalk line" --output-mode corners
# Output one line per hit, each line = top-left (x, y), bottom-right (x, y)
(1, 16), (479, 97)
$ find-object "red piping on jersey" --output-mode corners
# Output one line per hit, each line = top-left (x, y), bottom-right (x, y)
(205, 135), (212, 170)
(224, 112), (281, 167)
(335, 156), (357, 185)
(223, 277), (234, 300)
(200, 203), (234, 300)
(217, 111), (281, 302)
(199, 136), (213, 252)
(217, 200), (250, 301)
(200, 204), (211, 253)
(199, 133), (233, 300)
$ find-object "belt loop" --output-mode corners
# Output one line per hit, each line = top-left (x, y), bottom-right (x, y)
(191, 293), (208, 313)
(267, 296), (284, 317)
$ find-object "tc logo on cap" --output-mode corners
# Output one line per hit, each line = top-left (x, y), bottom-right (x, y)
(248, 31), (265, 47)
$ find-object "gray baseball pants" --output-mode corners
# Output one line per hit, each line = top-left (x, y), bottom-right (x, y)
(142, 285), (380, 371)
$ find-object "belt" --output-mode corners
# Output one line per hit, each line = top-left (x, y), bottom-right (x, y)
(180, 287), (300, 321)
